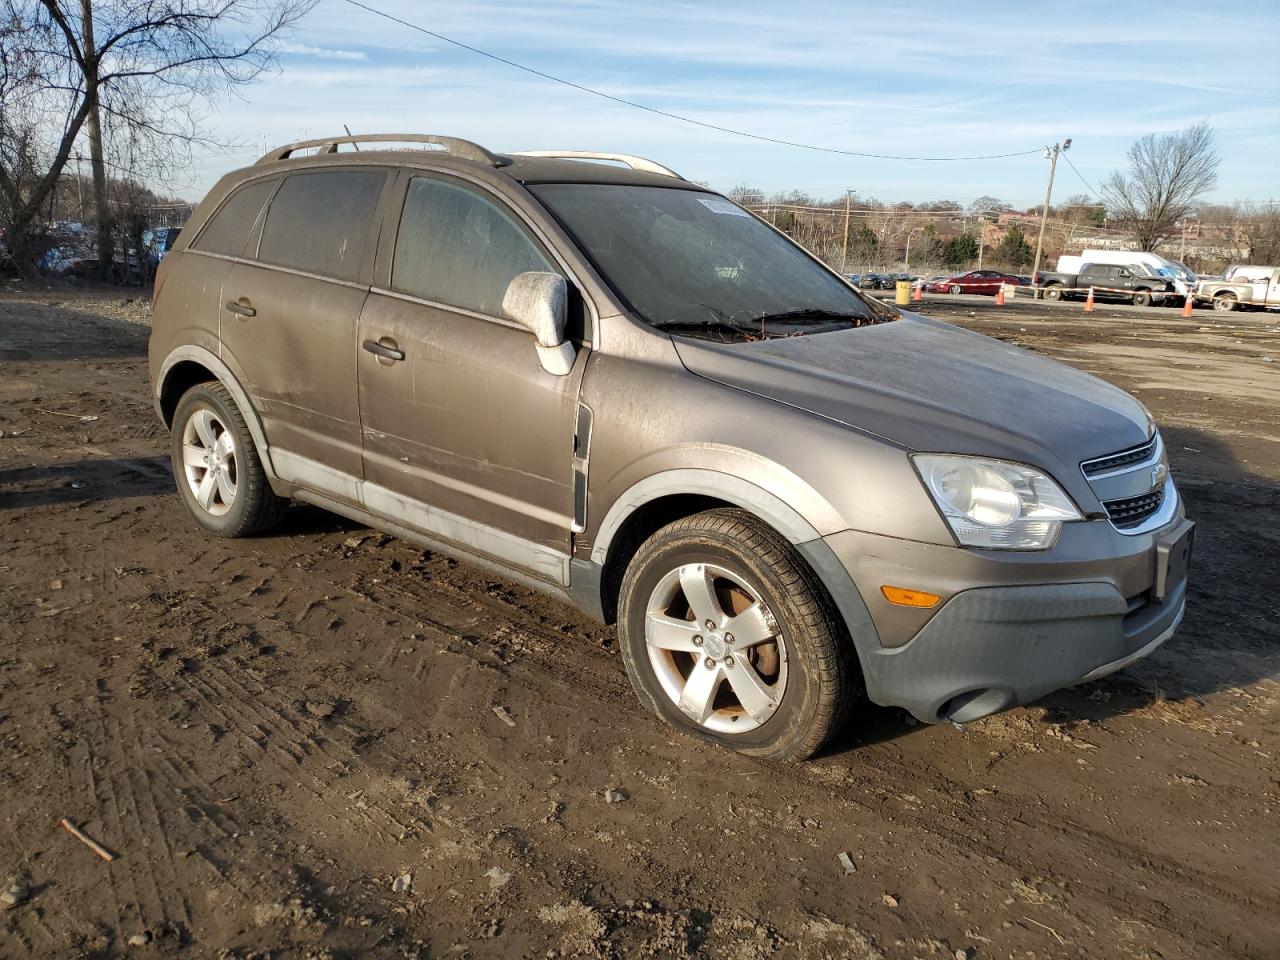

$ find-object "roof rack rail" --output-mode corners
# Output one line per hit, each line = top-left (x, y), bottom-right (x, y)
(256, 133), (508, 167)
(510, 151), (683, 180)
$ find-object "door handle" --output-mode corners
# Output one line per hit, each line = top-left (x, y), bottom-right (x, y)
(362, 338), (405, 362)
(225, 299), (256, 318)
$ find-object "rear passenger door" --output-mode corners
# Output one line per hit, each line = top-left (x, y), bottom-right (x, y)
(221, 168), (389, 485)
(356, 172), (588, 582)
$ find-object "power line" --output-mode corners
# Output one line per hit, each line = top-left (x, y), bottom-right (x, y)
(338, 0), (1044, 163)
(1063, 151), (1103, 201)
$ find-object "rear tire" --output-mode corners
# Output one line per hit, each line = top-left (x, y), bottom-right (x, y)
(1044, 284), (1062, 301)
(170, 382), (287, 538)
(1213, 293), (1237, 312)
(617, 508), (856, 761)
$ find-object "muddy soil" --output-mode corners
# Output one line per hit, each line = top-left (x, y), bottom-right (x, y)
(1, 284), (1278, 959)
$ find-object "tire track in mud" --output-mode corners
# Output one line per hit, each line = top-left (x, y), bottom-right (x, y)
(276, 537), (1273, 956)
(792, 742), (1270, 957)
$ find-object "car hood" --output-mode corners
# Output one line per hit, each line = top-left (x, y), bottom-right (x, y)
(672, 313), (1152, 497)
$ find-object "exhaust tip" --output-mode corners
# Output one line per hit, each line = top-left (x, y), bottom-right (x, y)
(939, 688), (1016, 724)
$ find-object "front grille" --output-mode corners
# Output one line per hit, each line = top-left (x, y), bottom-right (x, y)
(1103, 489), (1165, 528)
(1082, 436), (1158, 476)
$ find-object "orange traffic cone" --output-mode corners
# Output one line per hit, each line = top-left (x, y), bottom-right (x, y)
(1181, 295), (1194, 318)
(912, 283), (923, 302)
(1084, 286), (1095, 313)
(995, 284), (1006, 306)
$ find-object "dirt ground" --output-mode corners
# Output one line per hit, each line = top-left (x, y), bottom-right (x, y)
(1, 282), (1278, 960)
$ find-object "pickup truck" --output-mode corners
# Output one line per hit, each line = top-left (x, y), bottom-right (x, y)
(1036, 263), (1178, 307)
(1193, 264), (1280, 312)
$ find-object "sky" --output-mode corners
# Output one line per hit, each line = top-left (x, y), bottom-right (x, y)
(179, 0), (1280, 207)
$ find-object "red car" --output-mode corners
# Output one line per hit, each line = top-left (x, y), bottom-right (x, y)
(925, 270), (1029, 295)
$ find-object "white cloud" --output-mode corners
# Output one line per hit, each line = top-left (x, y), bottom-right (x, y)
(279, 41), (367, 61)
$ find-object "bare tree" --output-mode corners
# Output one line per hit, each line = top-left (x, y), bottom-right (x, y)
(1101, 122), (1220, 252)
(0, 0), (311, 276)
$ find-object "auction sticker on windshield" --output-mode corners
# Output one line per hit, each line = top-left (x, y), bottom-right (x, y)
(698, 197), (752, 217)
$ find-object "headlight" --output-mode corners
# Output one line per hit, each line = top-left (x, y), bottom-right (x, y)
(912, 454), (1083, 549)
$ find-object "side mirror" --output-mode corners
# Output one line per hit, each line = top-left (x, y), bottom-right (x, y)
(503, 271), (574, 376)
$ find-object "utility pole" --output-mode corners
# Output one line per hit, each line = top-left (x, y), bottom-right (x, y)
(81, 0), (112, 281)
(1030, 138), (1070, 296)
(841, 189), (852, 274)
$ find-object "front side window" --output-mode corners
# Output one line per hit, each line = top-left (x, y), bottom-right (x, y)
(532, 183), (888, 341)
(258, 170), (385, 282)
(392, 177), (554, 316)
(192, 179), (277, 257)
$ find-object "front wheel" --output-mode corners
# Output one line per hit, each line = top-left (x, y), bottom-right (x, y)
(949, 284), (962, 295)
(1133, 289), (1153, 307)
(170, 382), (287, 537)
(617, 509), (856, 761)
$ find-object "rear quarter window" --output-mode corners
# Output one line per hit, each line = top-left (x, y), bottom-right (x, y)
(191, 179), (277, 257)
(258, 170), (386, 282)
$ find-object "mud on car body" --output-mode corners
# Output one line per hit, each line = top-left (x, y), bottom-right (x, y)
(149, 133), (1193, 760)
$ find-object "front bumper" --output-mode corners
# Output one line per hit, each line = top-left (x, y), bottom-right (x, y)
(819, 514), (1190, 723)
(860, 577), (1184, 723)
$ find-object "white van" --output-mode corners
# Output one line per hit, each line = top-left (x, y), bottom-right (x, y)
(1056, 250), (1197, 297)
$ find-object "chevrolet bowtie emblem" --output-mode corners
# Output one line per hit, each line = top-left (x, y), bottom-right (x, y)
(1151, 463), (1168, 490)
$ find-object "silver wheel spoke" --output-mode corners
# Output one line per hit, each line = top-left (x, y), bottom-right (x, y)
(645, 613), (704, 653)
(724, 660), (777, 723)
(723, 602), (776, 649)
(214, 432), (234, 458)
(192, 409), (217, 448)
(215, 467), (236, 505)
(679, 564), (723, 625)
(677, 662), (721, 724)
(182, 443), (206, 468)
(644, 561), (787, 735)
(196, 470), (218, 509)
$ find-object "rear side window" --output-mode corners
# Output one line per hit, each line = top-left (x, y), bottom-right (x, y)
(392, 177), (554, 316)
(258, 170), (385, 282)
(192, 179), (276, 257)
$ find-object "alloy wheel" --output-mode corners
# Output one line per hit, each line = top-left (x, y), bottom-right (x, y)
(644, 562), (788, 734)
(181, 408), (238, 516)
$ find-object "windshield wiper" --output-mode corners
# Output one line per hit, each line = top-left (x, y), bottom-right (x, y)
(738, 308), (868, 326)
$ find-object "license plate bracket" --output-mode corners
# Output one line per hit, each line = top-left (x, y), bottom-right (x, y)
(1154, 519), (1194, 601)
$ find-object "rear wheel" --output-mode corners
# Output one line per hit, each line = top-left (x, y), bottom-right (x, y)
(1043, 284), (1062, 301)
(1213, 293), (1237, 312)
(618, 509), (855, 761)
(170, 382), (287, 537)
(1132, 289), (1153, 307)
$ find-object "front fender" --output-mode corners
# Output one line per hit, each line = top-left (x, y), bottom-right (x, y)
(589, 464), (832, 565)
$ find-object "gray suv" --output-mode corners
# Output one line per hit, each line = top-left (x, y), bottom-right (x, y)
(149, 133), (1193, 760)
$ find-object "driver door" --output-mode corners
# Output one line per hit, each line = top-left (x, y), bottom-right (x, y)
(356, 173), (588, 583)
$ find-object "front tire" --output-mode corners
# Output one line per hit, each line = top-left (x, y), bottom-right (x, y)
(1133, 289), (1153, 307)
(617, 509), (855, 761)
(949, 284), (962, 295)
(170, 382), (287, 537)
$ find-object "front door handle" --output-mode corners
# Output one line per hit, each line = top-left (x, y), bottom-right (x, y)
(362, 338), (405, 362)
(225, 299), (256, 318)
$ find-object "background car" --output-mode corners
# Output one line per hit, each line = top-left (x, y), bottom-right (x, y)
(926, 270), (1028, 295)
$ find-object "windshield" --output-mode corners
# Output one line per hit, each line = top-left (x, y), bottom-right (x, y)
(531, 183), (893, 339)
